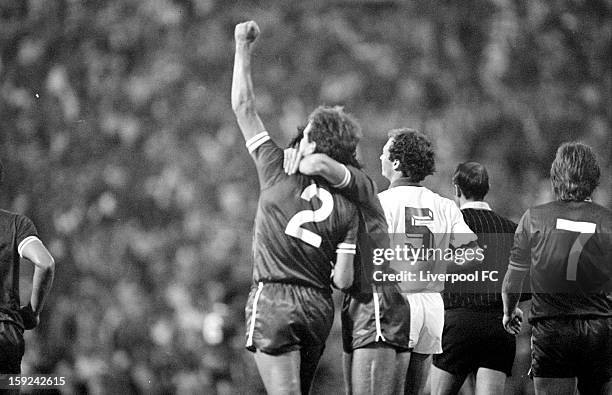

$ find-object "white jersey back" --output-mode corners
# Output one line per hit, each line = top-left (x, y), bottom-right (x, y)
(378, 182), (476, 250)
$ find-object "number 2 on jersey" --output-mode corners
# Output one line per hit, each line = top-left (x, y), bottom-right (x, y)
(555, 218), (596, 281)
(285, 184), (334, 248)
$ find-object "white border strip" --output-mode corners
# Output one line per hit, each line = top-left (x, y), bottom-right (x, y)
(372, 285), (386, 342)
(18, 236), (40, 258)
(331, 165), (351, 189)
(246, 132), (270, 153)
(246, 282), (264, 347)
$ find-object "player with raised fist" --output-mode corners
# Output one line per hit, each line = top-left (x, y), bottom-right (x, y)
(231, 21), (363, 394)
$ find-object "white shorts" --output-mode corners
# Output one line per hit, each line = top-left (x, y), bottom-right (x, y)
(407, 293), (444, 354)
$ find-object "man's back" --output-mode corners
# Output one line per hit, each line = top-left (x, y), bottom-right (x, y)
(378, 182), (476, 250)
(510, 200), (612, 321)
(444, 205), (517, 308)
(250, 135), (359, 290)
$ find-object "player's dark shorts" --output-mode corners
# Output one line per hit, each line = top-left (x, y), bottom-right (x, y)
(432, 307), (515, 377)
(341, 283), (411, 353)
(245, 282), (333, 355)
(0, 321), (25, 373)
(531, 316), (612, 386)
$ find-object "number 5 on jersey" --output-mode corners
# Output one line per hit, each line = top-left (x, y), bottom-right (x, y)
(556, 218), (596, 281)
(285, 184), (334, 248)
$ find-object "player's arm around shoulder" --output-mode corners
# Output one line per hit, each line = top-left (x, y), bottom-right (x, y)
(231, 20), (266, 142)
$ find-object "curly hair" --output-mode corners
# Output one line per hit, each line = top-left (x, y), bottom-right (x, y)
(387, 128), (435, 182)
(550, 142), (600, 201)
(453, 162), (489, 200)
(307, 106), (361, 168)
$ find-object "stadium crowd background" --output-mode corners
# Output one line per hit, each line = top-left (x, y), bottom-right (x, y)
(0, 0), (610, 393)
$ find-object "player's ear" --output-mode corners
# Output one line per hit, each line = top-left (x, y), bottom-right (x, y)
(392, 160), (400, 171)
(454, 184), (461, 198)
(304, 140), (316, 155)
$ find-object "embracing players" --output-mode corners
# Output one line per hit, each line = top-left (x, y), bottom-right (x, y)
(232, 21), (363, 394)
(502, 142), (612, 395)
(284, 131), (412, 393)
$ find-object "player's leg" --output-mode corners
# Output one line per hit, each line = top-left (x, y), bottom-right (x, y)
(393, 351), (411, 394)
(351, 343), (397, 395)
(253, 349), (301, 395)
(430, 365), (466, 395)
(404, 352), (432, 395)
(343, 352), (353, 395)
(533, 377), (577, 395)
(474, 368), (506, 395)
(299, 344), (325, 395)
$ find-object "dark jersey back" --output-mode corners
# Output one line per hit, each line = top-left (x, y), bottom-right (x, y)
(341, 167), (390, 294)
(250, 137), (359, 291)
(510, 201), (612, 321)
(0, 209), (38, 324)
(444, 207), (517, 309)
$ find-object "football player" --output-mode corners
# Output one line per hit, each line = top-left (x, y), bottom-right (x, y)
(232, 21), (362, 394)
(502, 142), (612, 395)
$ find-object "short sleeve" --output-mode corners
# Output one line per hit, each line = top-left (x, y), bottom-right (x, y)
(246, 132), (285, 189)
(16, 215), (39, 258)
(336, 211), (359, 255)
(508, 210), (531, 271)
(449, 204), (478, 248)
(338, 166), (378, 206)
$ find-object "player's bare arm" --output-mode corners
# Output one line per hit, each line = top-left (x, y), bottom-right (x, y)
(21, 239), (55, 328)
(333, 252), (354, 290)
(299, 154), (346, 185)
(501, 266), (526, 335)
(231, 21), (266, 142)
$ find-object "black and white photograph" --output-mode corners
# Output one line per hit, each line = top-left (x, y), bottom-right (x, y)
(0, 0), (610, 394)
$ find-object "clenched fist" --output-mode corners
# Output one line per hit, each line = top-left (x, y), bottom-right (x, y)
(235, 21), (260, 44)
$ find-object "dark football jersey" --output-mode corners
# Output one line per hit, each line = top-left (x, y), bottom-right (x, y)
(338, 166), (390, 293)
(509, 201), (612, 321)
(0, 209), (39, 324)
(247, 132), (359, 291)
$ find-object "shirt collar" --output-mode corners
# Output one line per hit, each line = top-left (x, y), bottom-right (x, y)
(460, 201), (492, 211)
(389, 177), (423, 189)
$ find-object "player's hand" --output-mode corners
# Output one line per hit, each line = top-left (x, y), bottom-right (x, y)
(234, 21), (260, 45)
(284, 147), (303, 175)
(18, 303), (40, 330)
(502, 307), (523, 335)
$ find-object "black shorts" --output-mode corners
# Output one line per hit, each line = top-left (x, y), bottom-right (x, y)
(0, 321), (25, 373)
(433, 307), (516, 377)
(531, 316), (612, 387)
(245, 282), (333, 355)
(341, 283), (411, 353)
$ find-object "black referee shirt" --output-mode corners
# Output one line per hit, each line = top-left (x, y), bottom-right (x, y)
(443, 201), (517, 309)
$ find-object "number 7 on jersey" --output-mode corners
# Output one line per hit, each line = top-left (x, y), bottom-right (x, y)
(556, 218), (596, 281)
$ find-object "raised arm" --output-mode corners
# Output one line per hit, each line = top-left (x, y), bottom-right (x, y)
(231, 21), (266, 142)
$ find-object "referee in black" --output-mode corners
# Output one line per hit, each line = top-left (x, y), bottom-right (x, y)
(431, 162), (519, 395)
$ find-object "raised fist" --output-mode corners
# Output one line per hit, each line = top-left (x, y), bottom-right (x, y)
(234, 21), (260, 44)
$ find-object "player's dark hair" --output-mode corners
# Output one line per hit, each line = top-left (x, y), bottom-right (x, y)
(453, 162), (489, 200)
(550, 142), (600, 202)
(307, 106), (361, 168)
(387, 128), (435, 182)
